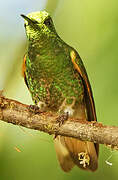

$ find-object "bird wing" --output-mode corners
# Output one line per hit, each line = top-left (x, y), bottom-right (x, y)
(22, 55), (29, 88)
(70, 50), (97, 123)
(70, 50), (99, 156)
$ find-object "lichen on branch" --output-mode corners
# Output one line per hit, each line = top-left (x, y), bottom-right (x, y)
(0, 93), (118, 150)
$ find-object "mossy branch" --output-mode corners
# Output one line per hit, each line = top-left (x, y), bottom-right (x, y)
(0, 93), (118, 150)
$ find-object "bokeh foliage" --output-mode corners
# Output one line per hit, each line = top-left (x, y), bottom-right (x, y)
(0, 0), (118, 179)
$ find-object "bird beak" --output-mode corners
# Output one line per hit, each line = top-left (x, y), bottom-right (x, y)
(21, 14), (34, 24)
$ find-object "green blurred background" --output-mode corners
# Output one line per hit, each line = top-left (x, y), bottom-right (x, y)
(0, 0), (118, 179)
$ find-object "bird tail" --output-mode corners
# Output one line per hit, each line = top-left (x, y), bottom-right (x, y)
(54, 135), (98, 172)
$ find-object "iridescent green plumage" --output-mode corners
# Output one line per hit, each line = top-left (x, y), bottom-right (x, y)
(21, 11), (98, 172)
(25, 42), (84, 111)
(22, 11), (84, 112)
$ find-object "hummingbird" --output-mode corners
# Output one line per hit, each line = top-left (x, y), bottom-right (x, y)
(21, 11), (99, 172)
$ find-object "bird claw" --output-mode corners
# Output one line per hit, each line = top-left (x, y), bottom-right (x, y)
(56, 112), (69, 127)
(54, 112), (69, 139)
(28, 105), (42, 114)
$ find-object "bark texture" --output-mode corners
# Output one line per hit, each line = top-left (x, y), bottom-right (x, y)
(0, 94), (118, 150)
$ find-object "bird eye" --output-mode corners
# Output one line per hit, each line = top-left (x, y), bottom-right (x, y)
(44, 18), (52, 27)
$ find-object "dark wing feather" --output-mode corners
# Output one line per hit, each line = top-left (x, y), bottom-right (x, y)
(70, 50), (97, 122)
(70, 50), (99, 156)
(22, 55), (29, 89)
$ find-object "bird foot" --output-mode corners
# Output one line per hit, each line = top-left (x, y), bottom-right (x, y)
(28, 105), (43, 114)
(53, 112), (69, 139)
(56, 112), (69, 127)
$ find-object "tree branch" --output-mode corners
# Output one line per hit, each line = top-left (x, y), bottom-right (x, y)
(0, 94), (118, 150)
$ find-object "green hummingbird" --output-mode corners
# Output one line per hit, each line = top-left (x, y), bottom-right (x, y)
(21, 11), (99, 172)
